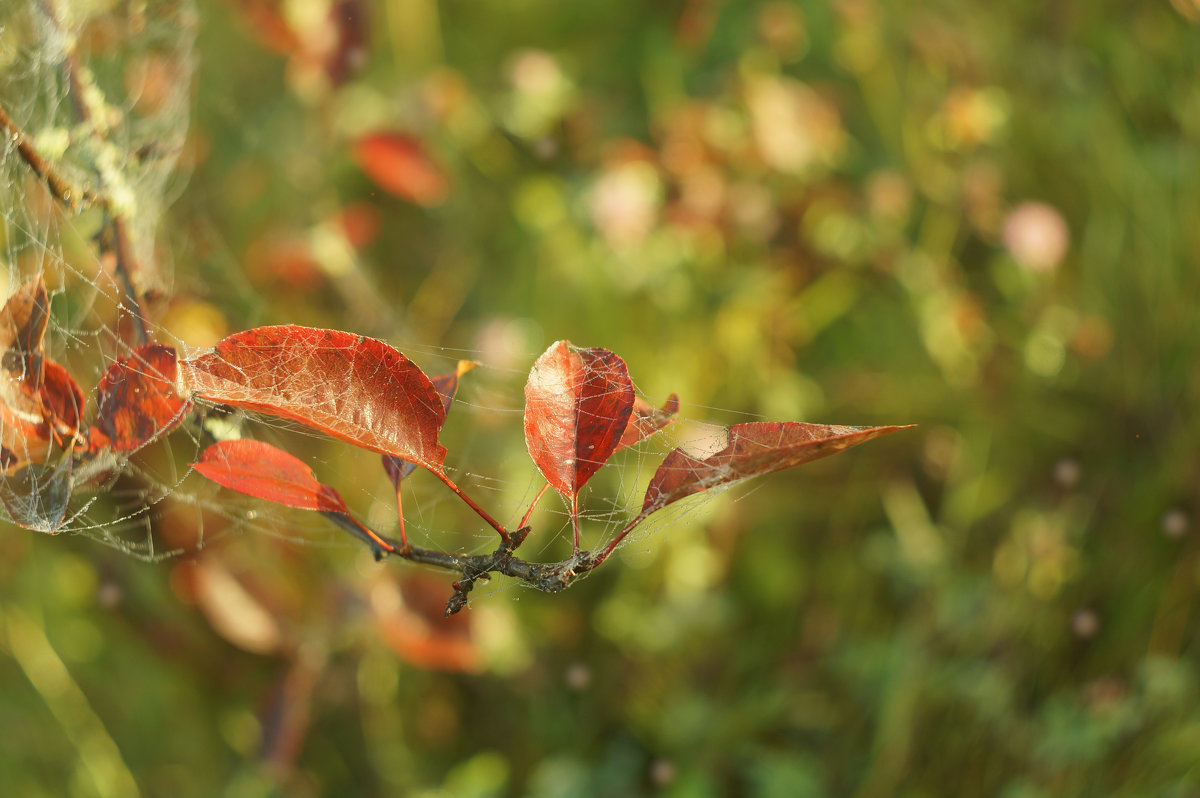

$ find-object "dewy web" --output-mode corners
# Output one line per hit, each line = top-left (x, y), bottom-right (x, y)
(0, 1), (891, 603)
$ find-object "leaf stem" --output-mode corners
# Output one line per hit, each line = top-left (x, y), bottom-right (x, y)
(431, 468), (510, 543)
(592, 510), (650, 567)
(518, 481), (550, 529)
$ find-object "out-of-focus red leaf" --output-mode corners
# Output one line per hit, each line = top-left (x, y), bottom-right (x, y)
(0, 460), (71, 533)
(180, 326), (448, 471)
(641, 422), (914, 516)
(382, 360), (476, 489)
(39, 359), (84, 444)
(190, 556), (284, 655)
(369, 572), (480, 672)
(193, 439), (350, 513)
(354, 132), (449, 206)
(91, 344), (192, 452)
(523, 340), (634, 499)
(616, 393), (679, 453)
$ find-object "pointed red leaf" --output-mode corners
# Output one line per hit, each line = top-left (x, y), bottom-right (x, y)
(616, 393), (679, 453)
(354, 132), (449, 206)
(193, 439), (349, 513)
(382, 360), (476, 489)
(179, 326), (447, 471)
(92, 344), (192, 452)
(641, 422), (914, 515)
(523, 341), (635, 499)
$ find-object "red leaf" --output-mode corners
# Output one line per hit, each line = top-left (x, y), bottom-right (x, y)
(193, 439), (349, 513)
(382, 360), (476, 489)
(39, 359), (84, 445)
(180, 326), (447, 471)
(616, 393), (679, 453)
(92, 344), (192, 452)
(354, 132), (449, 206)
(642, 422), (914, 515)
(523, 341), (635, 499)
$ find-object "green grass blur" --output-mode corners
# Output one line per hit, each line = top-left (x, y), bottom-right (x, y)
(3, 0), (1200, 795)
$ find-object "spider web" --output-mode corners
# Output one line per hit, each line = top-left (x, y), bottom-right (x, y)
(0, 0), (756, 581)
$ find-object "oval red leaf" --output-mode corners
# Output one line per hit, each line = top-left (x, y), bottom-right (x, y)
(523, 340), (635, 499)
(39, 359), (84, 445)
(92, 344), (192, 452)
(354, 132), (449, 206)
(641, 422), (914, 515)
(193, 439), (349, 513)
(179, 326), (447, 471)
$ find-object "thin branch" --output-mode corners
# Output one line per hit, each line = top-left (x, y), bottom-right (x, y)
(0, 102), (96, 210)
(30, 0), (152, 344)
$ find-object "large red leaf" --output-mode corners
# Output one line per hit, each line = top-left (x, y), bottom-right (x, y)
(193, 439), (348, 513)
(382, 360), (476, 488)
(180, 326), (447, 471)
(354, 132), (449, 206)
(641, 422), (913, 515)
(616, 393), (679, 453)
(91, 344), (192, 452)
(523, 340), (635, 499)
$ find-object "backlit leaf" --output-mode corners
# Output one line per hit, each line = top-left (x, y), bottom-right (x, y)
(523, 340), (634, 499)
(91, 344), (192, 452)
(641, 422), (914, 516)
(39, 359), (84, 445)
(193, 439), (349, 513)
(180, 326), (447, 471)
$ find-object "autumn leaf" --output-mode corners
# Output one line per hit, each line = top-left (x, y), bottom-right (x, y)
(194, 439), (350, 513)
(0, 274), (49, 388)
(91, 344), (192, 452)
(194, 439), (396, 557)
(180, 326), (447, 472)
(523, 341), (635, 499)
(39, 360), (84, 445)
(354, 132), (449, 206)
(641, 422), (913, 516)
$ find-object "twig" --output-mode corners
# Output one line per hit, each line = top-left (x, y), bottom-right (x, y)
(0, 102), (96, 210)
(29, 0), (152, 345)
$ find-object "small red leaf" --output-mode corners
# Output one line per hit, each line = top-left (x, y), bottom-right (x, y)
(616, 393), (679, 453)
(642, 422), (914, 515)
(180, 326), (447, 471)
(92, 344), (192, 452)
(193, 439), (349, 514)
(39, 359), (84, 444)
(523, 341), (635, 499)
(382, 360), (476, 489)
(354, 132), (449, 206)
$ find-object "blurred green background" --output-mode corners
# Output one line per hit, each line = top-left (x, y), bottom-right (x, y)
(3, 0), (1200, 795)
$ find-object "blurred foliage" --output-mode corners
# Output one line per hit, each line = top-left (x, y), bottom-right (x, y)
(3, 0), (1200, 795)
